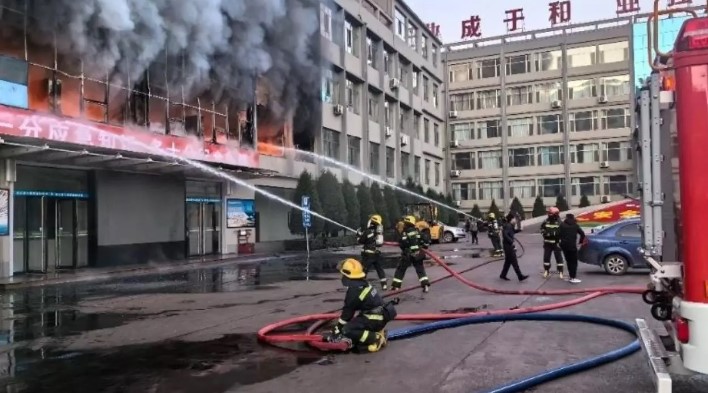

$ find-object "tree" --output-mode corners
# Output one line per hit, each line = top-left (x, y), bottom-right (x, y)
(578, 194), (591, 208)
(488, 199), (501, 219)
(383, 186), (402, 224)
(509, 197), (526, 219)
(316, 171), (347, 235)
(357, 182), (375, 227)
(555, 194), (570, 212)
(288, 171), (324, 236)
(444, 193), (459, 225)
(370, 183), (390, 228)
(341, 179), (360, 231)
(470, 204), (482, 218)
(532, 196), (546, 218)
(396, 182), (413, 217)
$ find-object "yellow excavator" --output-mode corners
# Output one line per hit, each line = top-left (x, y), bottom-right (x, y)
(395, 202), (444, 243)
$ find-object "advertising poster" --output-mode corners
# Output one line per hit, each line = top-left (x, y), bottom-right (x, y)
(226, 198), (256, 228)
(0, 189), (8, 236)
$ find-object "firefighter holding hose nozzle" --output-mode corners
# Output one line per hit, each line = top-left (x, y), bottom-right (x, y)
(324, 258), (398, 353)
(487, 213), (503, 256)
(391, 215), (431, 293)
(540, 206), (565, 279)
(357, 214), (387, 290)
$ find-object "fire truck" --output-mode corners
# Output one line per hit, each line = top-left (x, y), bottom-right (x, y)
(635, 5), (708, 392)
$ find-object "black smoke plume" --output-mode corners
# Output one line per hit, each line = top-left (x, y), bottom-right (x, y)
(0, 0), (323, 132)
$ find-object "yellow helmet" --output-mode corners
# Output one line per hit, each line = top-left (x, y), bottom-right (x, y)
(338, 258), (366, 279)
(369, 214), (382, 225)
(488, 212), (496, 219)
(403, 215), (417, 225)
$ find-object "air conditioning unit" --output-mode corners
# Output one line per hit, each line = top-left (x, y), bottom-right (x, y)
(333, 104), (344, 115)
(450, 140), (460, 148)
(400, 134), (410, 146)
(551, 100), (562, 109)
(598, 95), (608, 104)
(449, 110), (458, 119)
(450, 169), (461, 178)
(601, 195), (611, 203)
(389, 78), (400, 90)
(600, 161), (610, 169)
(454, 200), (462, 207)
(385, 127), (393, 138)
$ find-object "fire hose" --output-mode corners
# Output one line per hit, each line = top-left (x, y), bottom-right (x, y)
(257, 242), (645, 392)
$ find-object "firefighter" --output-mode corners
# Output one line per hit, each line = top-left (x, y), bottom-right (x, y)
(540, 206), (565, 278)
(324, 258), (397, 353)
(391, 215), (431, 293)
(487, 213), (503, 256)
(357, 214), (387, 290)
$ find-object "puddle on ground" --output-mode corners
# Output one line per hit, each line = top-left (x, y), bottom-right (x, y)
(439, 253), (481, 260)
(440, 305), (490, 314)
(0, 334), (321, 393)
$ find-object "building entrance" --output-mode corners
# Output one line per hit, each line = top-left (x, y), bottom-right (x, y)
(186, 199), (221, 257)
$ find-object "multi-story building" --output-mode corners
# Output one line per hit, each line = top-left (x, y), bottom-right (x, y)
(445, 19), (636, 213)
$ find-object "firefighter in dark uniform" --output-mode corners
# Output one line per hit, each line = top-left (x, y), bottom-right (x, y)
(540, 206), (565, 279)
(357, 214), (387, 290)
(391, 215), (431, 293)
(487, 213), (503, 256)
(325, 258), (397, 352)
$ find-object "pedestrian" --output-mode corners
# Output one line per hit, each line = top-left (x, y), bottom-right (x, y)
(470, 219), (479, 244)
(391, 215), (431, 293)
(464, 219), (472, 242)
(540, 207), (565, 279)
(500, 212), (529, 282)
(559, 213), (586, 284)
(357, 214), (387, 290)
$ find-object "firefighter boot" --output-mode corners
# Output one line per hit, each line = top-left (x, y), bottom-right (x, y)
(380, 279), (388, 291)
(543, 270), (550, 279)
(558, 271), (565, 280)
(366, 332), (387, 353)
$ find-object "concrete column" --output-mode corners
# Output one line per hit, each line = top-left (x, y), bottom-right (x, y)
(0, 159), (16, 278)
(499, 45), (509, 212)
(561, 40), (572, 202)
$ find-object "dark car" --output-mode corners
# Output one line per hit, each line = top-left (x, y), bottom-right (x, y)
(577, 218), (646, 275)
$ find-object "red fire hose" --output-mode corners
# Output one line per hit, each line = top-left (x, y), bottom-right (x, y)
(257, 242), (645, 351)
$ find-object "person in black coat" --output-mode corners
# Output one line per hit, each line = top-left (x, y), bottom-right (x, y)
(500, 212), (529, 282)
(559, 213), (586, 284)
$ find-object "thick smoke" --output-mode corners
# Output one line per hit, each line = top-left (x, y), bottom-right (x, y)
(1, 0), (323, 127)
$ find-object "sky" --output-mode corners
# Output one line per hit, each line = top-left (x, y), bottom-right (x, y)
(404, 0), (696, 43)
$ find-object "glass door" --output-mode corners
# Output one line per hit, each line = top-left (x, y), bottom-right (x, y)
(187, 203), (202, 257)
(203, 203), (216, 255)
(76, 200), (89, 267)
(26, 197), (45, 273)
(56, 199), (76, 269)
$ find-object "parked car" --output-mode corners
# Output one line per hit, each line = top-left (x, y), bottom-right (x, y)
(442, 223), (466, 243)
(578, 218), (646, 275)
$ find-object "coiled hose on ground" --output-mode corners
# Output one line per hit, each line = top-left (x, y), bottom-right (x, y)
(257, 241), (646, 392)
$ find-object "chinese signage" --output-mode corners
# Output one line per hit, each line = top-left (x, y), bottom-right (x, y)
(576, 200), (641, 227)
(0, 105), (260, 169)
(226, 198), (256, 229)
(0, 189), (8, 236)
(302, 195), (311, 229)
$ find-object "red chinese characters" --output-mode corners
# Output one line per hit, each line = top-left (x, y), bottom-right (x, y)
(616, 0), (640, 14)
(504, 8), (525, 32)
(549, 1), (572, 26)
(427, 23), (441, 38)
(461, 15), (482, 39)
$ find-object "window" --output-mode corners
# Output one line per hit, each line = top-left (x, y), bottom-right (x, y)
(320, 4), (333, 40)
(435, 162), (441, 186)
(453, 152), (474, 170)
(600, 75), (630, 97)
(478, 150), (502, 169)
(432, 45), (438, 65)
(399, 60), (410, 88)
(412, 69), (419, 94)
(433, 84), (439, 108)
(345, 79), (360, 113)
(367, 36), (378, 68)
(414, 156), (421, 182)
(323, 128), (340, 159)
(368, 91), (380, 121)
(348, 136), (361, 167)
(538, 114), (563, 134)
(399, 109), (408, 132)
(537, 146), (564, 166)
(569, 110), (597, 132)
(601, 108), (631, 129)
(479, 181), (503, 200)
(407, 21), (417, 49)
(510, 179), (536, 198)
(598, 41), (629, 64)
(604, 175), (632, 196)
(507, 117), (534, 138)
(568, 79), (596, 100)
(570, 143), (600, 163)
(539, 178), (565, 198)
(478, 120), (501, 139)
(384, 101), (393, 127)
(507, 85), (533, 106)
(536, 81), (562, 103)
(452, 183), (471, 201)
(424, 118), (430, 143)
(506, 54), (531, 75)
(567, 46), (596, 68)
(401, 152), (410, 179)
(535, 50), (562, 71)
(423, 76), (429, 101)
(434, 123), (440, 146)
(421, 35), (428, 58)
(395, 9), (406, 39)
(322, 70), (339, 104)
(345, 20), (359, 57)
(616, 223), (641, 238)
(603, 141), (632, 162)
(413, 114), (421, 139)
(572, 176), (600, 196)
(369, 142), (380, 174)
(386, 147), (395, 178)
(451, 122), (474, 141)
(384, 50), (392, 77)
(477, 58), (500, 78)
(450, 93), (474, 111)
(424, 159), (431, 185)
(449, 63), (472, 82)
(508, 147), (535, 167)
(476, 89), (501, 109)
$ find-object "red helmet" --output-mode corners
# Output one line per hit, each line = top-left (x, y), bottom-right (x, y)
(548, 207), (560, 215)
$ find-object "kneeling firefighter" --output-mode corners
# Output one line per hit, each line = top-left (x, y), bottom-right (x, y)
(357, 214), (387, 290)
(324, 258), (398, 352)
(391, 215), (431, 293)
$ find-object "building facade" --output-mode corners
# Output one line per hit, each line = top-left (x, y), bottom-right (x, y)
(445, 19), (636, 213)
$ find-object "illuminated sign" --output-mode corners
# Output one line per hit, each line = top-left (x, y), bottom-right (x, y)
(14, 190), (89, 199)
(186, 197), (221, 203)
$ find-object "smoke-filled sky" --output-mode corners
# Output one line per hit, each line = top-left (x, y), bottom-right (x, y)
(0, 0), (323, 122)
